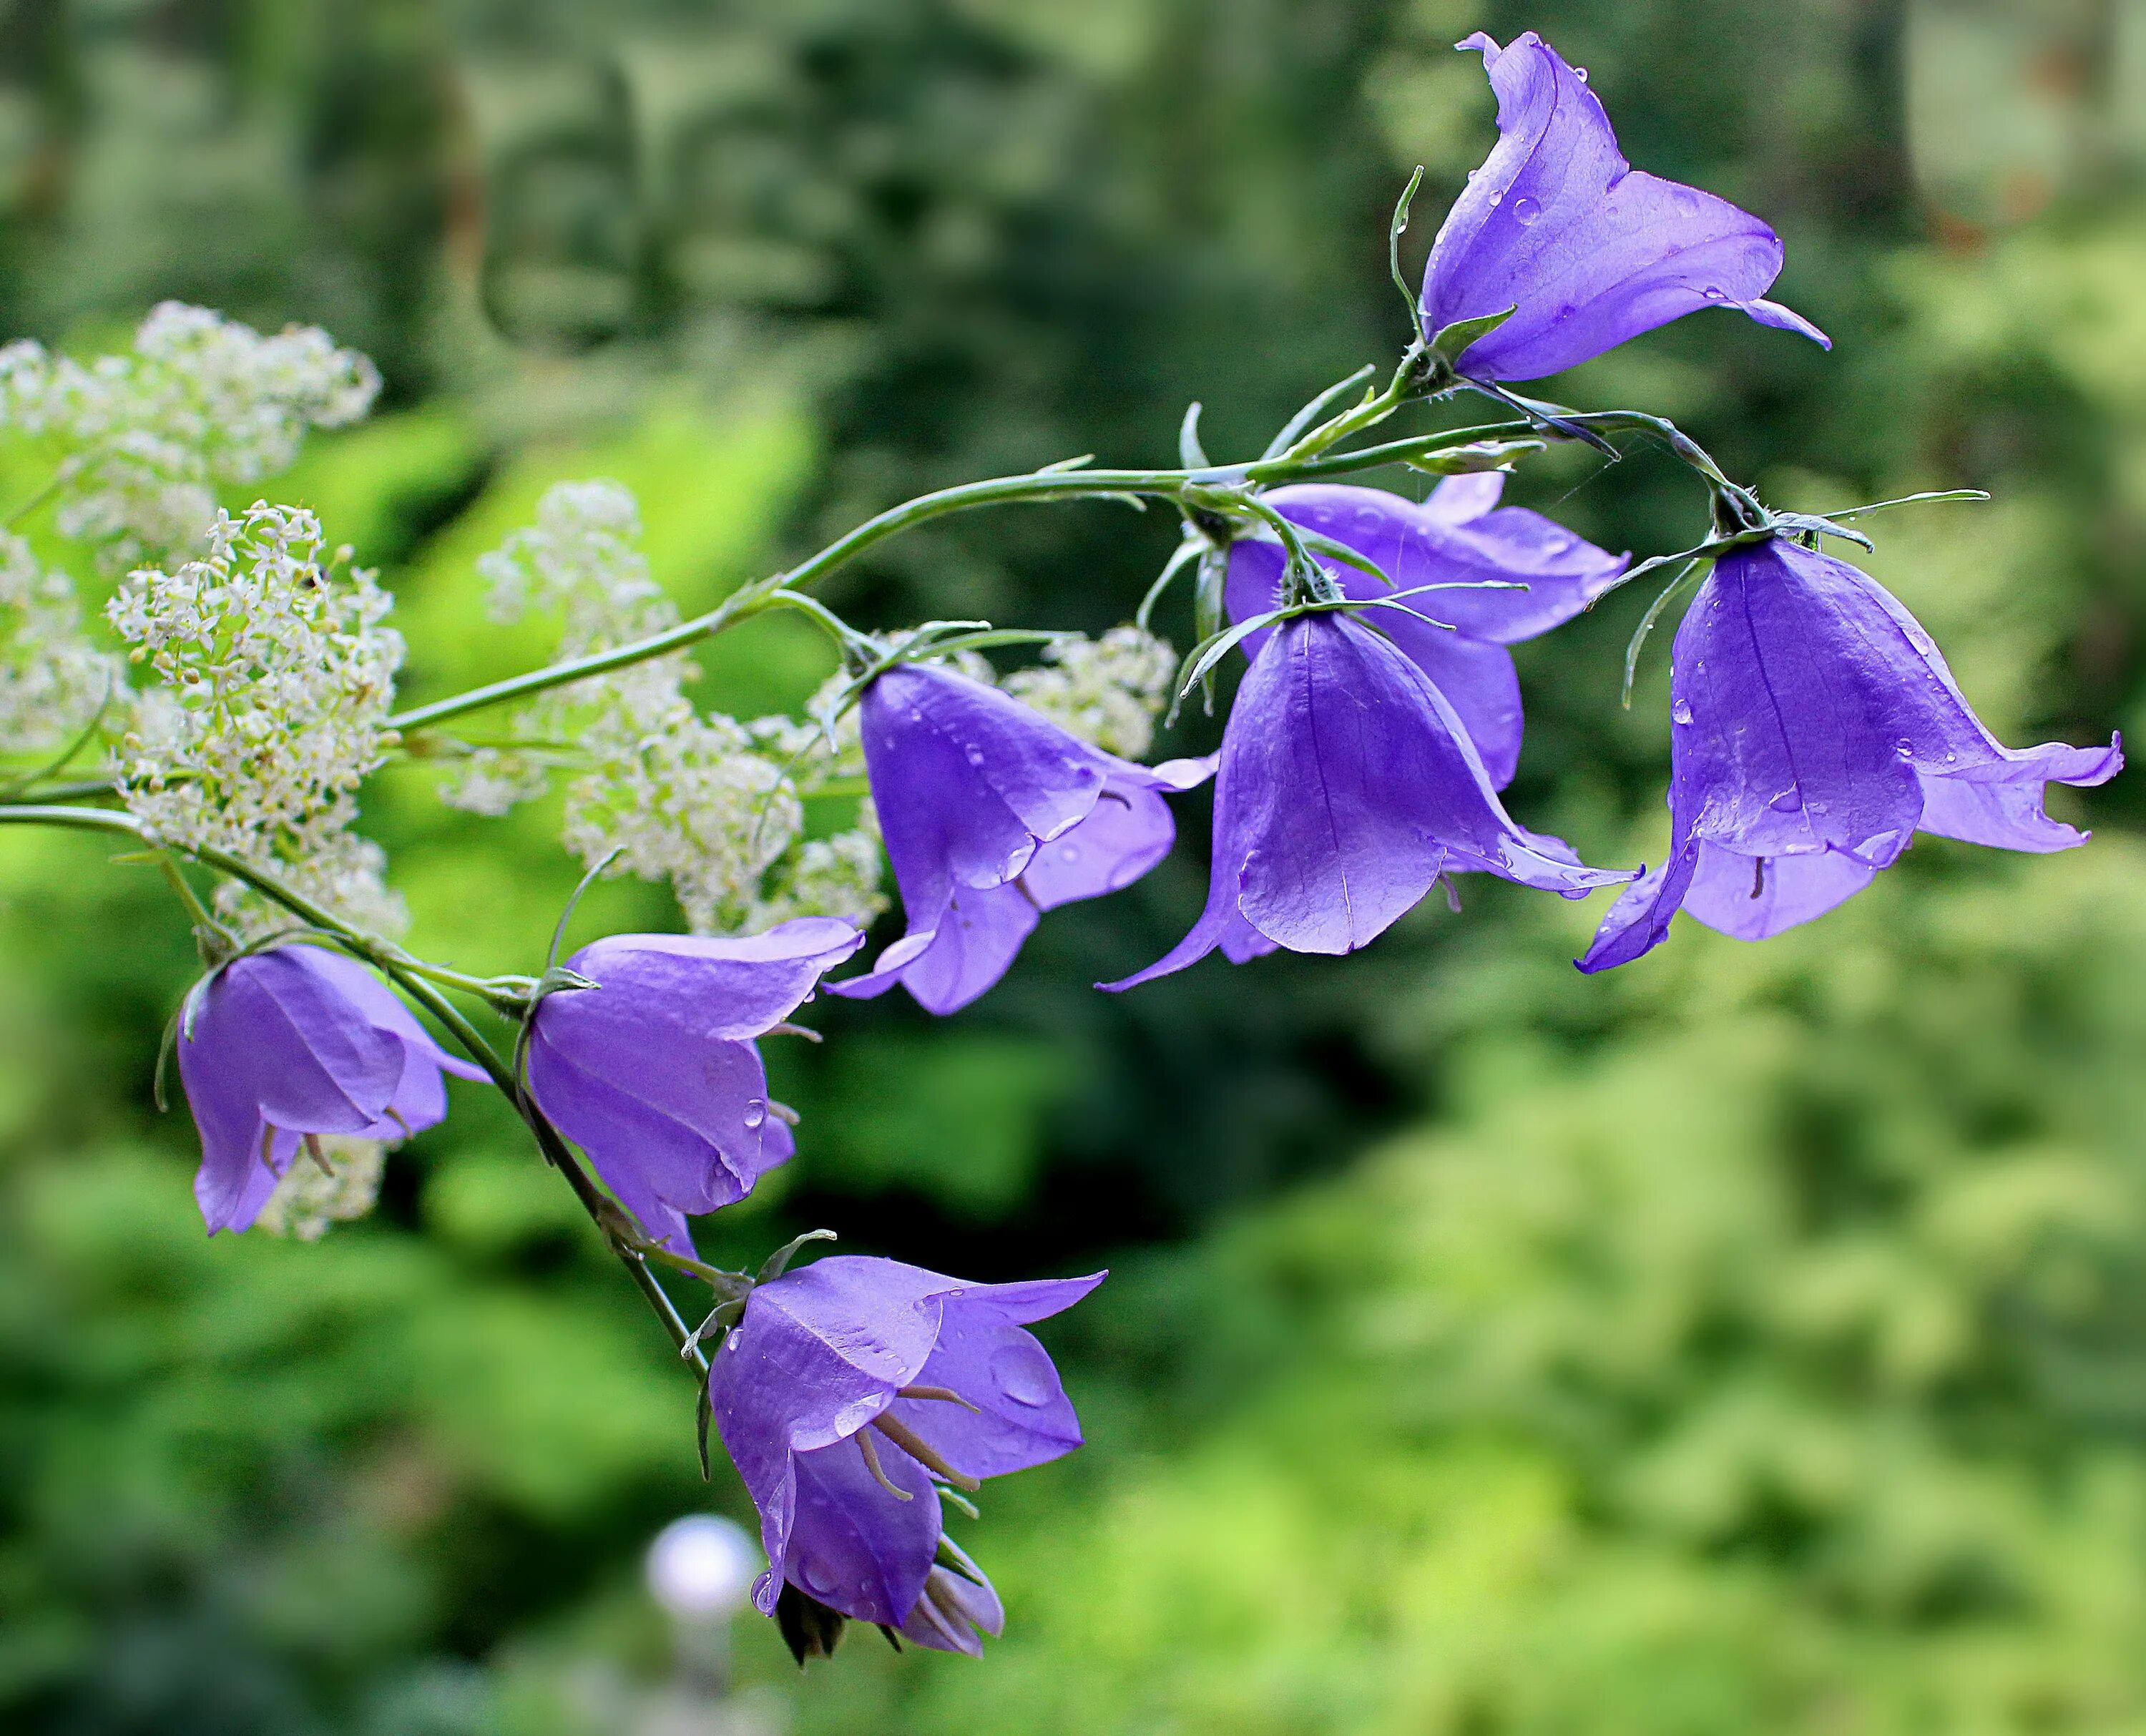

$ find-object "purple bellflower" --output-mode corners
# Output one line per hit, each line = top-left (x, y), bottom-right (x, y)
(177, 943), (484, 1235)
(526, 918), (864, 1252)
(828, 661), (1210, 1015)
(1107, 611), (1631, 989)
(1581, 536), (2122, 971)
(1419, 31), (1829, 381)
(1225, 474), (1626, 786)
(709, 1255), (1101, 1637)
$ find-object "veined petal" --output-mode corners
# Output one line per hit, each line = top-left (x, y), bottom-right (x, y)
(526, 1024), (776, 1218)
(888, 1308), (1084, 1481)
(1420, 31), (1827, 381)
(865, 664), (1112, 903)
(1020, 780), (1179, 909)
(188, 950), (405, 1136)
(1681, 842), (1876, 939)
(554, 919), (864, 1046)
(713, 1257), (952, 1458)
(779, 1431), (943, 1627)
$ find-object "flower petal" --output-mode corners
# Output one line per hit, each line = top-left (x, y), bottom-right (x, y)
(1680, 842), (1876, 940)
(889, 1308), (1084, 1481)
(526, 1024), (776, 1218)
(558, 918), (864, 1046)
(1421, 31), (1828, 381)
(865, 663), (1112, 905)
(778, 1431), (942, 1627)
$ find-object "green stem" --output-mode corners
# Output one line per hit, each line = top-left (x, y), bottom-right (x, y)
(384, 421), (1531, 736)
(0, 803), (707, 1376)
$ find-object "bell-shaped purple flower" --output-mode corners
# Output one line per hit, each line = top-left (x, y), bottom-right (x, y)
(526, 918), (864, 1252)
(1107, 612), (1630, 989)
(709, 1255), (1101, 1632)
(1225, 474), (1626, 786)
(1582, 537), (2122, 971)
(1419, 31), (1828, 382)
(177, 944), (484, 1235)
(828, 661), (1210, 1014)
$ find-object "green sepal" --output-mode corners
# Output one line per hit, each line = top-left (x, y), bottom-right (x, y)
(695, 1385), (713, 1482)
(1427, 304), (1517, 368)
(757, 1227), (837, 1285)
(1178, 401), (1210, 469)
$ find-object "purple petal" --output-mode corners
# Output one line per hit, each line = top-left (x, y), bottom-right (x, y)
(1420, 472), (1507, 524)
(1672, 546), (1926, 864)
(901, 1556), (1005, 1657)
(712, 1257), (952, 1457)
(1680, 842), (1876, 939)
(1021, 780), (1178, 909)
(1110, 616), (1623, 987)
(297, 948), (487, 1082)
(887, 1307), (1084, 1482)
(865, 663), (1116, 914)
(1918, 750), (2121, 851)
(1421, 31), (1828, 381)
(1261, 484), (1627, 644)
(526, 1024), (779, 1217)
(182, 951), (405, 1137)
(777, 1428), (943, 1627)
(829, 883), (1042, 1016)
(1577, 838), (1700, 975)
(557, 919), (863, 1045)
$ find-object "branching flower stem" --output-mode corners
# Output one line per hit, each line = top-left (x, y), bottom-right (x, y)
(381, 415), (1562, 737)
(0, 801), (716, 1375)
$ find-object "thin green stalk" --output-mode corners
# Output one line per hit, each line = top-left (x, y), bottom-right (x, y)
(384, 422), (1534, 737)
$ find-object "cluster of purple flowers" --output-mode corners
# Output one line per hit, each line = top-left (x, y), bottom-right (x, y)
(168, 29), (2120, 1664)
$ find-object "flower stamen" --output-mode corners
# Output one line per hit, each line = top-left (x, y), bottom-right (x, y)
(856, 1425), (913, 1501)
(871, 1412), (981, 1492)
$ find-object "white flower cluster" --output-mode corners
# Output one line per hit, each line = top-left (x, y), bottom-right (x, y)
(1003, 624), (1176, 758)
(0, 303), (380, 574)
(107, 502), (407, 937)
(0, 533), (124, 755)
(254, 1135), (388, 1241)
(447, 481), (887, 934)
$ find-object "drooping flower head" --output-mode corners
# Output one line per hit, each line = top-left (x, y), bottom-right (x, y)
(1225, 475), (1626, 787)
(709, 1255), (1101, 1637)
(830, 661), (1210, 1014)
(177, 944), (482, 1235)
(1108, 612), (1630, 989)
(526, 918), (865, 1252)
(1582, 536), (2122, 971)
(1419, 31), (1828, 382)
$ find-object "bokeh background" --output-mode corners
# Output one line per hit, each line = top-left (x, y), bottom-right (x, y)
(4, 0), (2145, 1730)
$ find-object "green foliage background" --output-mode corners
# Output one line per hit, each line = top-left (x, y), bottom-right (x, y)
(2, 1), (2143, 1731)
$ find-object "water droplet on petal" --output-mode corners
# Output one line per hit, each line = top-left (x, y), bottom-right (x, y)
(1702, 286), (1728, 303)
(1895, 739), (1914, 760)
(743, 1098), (768, 1130)
(1768, 789), (1803, 813)
(1670, 700), (1694, 725)
(799, 1557), (841, 1598)
(1576, 66), (1589, 82)
(1486, 189), (1502, 207)
(1059, 842), (1081, 863)
(964, 745), (986, 768)
(1511, 195), (1542, 227)
(989, 1340), (1057, 1408)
